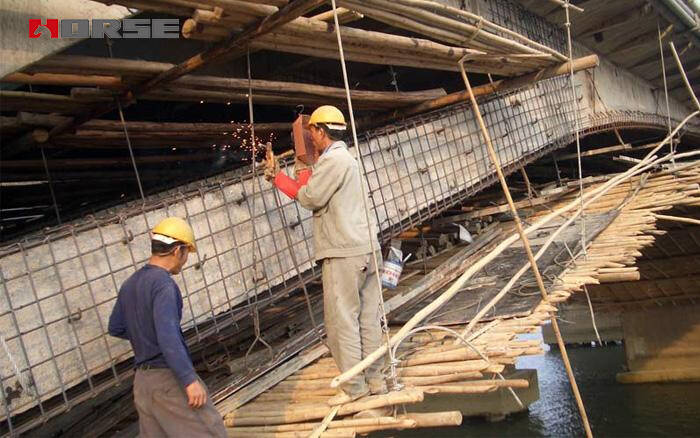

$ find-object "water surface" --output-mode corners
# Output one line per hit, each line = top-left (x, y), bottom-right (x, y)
(377, 341), (700, 437)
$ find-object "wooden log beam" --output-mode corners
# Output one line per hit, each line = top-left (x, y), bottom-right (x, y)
(0, 116), (24, 135)
(0, 91), (85, 114)
(18, 57), (446, 104)
(16, 112), (290, 132)
(1, 72), (123, 88)
(0, 153), (227, 170)
(2, 129), (49, 158)
(360, 54), (599, 128)
(67, 83), (446, 109)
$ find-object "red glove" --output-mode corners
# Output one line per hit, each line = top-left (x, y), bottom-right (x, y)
(273, 169), (312, 199)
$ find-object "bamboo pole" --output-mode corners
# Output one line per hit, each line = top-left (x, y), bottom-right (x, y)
(225, 416), (415, 433)
(668, 42), (700, 111)
(309, 406), (339, 438)
(399, 411), (462, 427)
(311, 7), (363, 24)
(224, 389), (424, 426)
(653, 213), (700, 226)
(546, 0), (584, 12)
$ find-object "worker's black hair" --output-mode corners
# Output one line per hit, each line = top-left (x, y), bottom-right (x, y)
(317, 123), (342, 141)
(151, 239), (185, 256)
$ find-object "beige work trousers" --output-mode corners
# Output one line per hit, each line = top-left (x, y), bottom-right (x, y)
(322, 251), (385, 397)
(133, 369), (227, 438)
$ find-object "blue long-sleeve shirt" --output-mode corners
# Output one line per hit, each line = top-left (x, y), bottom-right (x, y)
(108, 264), (197, 387)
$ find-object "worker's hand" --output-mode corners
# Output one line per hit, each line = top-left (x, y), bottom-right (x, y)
(185, 380), (207, 409)
(264, 148), (279, 182)
(293, 157), (310, 178)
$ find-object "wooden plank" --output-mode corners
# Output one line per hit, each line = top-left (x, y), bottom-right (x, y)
(215, 343), (329, 414)
(454, 189), (575, 220)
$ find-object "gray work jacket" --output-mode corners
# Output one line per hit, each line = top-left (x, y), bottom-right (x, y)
(297, 141), (380, 262)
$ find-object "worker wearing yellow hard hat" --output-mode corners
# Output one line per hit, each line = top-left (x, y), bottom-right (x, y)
(265, 106), (388, 408)
(109, 217), (226, 437)
(151, 216), (197, 252)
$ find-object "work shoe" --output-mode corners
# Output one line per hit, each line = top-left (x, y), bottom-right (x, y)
(353, 406), (393, 420)
(326, 389), (369, 406)
(367, 378), (388, 395)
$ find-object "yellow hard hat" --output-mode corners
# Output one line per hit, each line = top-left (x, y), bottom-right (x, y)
(152, 217), (197, 252)
(308, 105), (347, 130)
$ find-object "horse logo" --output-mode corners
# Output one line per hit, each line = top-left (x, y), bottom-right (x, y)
(29, 19), (59, 39)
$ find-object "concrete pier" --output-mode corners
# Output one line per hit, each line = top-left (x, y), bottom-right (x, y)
(617, 305), (700, 384)
(542, 303), (623, 345)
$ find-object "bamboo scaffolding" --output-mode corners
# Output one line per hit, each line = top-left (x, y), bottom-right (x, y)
(330, 111), (699, 389)
(223, 165), (700, 434)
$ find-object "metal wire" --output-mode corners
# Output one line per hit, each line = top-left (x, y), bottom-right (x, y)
(105, 36), (145, 203)
(563, 0), (587, 259)
(243, 46), (274, 367)
(39, 146), (61, 225)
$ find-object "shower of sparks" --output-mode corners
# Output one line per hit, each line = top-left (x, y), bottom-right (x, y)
(190, 121), (280, 163)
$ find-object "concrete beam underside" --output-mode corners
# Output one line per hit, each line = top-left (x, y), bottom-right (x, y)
(0, 0), (129, 79)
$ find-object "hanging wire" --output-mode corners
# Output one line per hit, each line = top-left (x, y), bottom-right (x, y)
(243, 46), (274, 368)
(39, 146), (61, 224)
(330, 0), (400, 391)
(29, 81), (62, 225)
(657, 22), (675, 168)
(105, 36), (145, 202)
(560, 241), (602, 345)
(563, 0), (586, 258)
